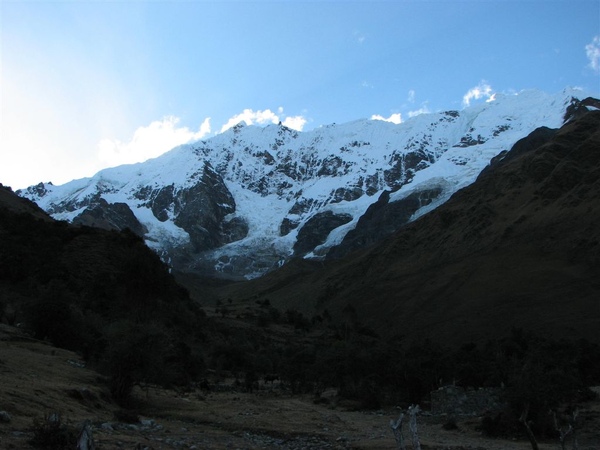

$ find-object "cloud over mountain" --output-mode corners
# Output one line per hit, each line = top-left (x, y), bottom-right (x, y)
(586, 35), (600, 73)
(220, 108), (307, 133)
(370, 113), (402, 124)
(98, 116), (211, 167)
(463, 81), (494, 107)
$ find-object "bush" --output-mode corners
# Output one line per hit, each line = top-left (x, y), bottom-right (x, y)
(23, 281), (81, 348)
(101, 321), (172, 403)
(442, 417), (459, 430)
(285, 309), (311, 331)
(30, 412), (77, 449)
(479, 412), (516, 437)
(503, 339), (588, 437)
(113, 409), (140, 424)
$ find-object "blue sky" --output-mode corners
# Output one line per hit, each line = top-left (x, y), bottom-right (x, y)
(2, 0), (599, 189)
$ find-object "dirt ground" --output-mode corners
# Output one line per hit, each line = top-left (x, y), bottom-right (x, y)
(0, 324), (598, 449)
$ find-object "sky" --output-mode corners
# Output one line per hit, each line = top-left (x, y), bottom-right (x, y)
(1, 0), (599, 190)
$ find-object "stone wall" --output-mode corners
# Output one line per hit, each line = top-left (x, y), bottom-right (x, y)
(430, 385), (503, 416)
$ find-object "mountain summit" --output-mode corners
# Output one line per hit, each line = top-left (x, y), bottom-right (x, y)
(18, 88), (598, 279)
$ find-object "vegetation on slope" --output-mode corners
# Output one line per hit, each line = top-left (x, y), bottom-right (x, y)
(0, 186), (206, 402)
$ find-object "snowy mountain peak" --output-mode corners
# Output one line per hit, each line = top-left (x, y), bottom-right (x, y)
(18, 88), (597, 279)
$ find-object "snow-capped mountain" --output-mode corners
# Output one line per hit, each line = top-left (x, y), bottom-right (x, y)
(18, 88), (598, 279)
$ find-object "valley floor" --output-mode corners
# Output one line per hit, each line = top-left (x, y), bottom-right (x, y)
(0, 324), (598, 450)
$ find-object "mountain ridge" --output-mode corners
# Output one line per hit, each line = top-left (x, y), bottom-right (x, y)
(213, 109), (600, 346)
(17, 88), (598, 279)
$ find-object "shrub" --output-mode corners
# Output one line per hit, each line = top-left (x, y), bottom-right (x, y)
(503, 340), (587, 437)
(442, 417), (459, 430)
(285, 309), (310, 331)
(30, 412), (77, 449)
(113, 409), (140, 424)
(101, 321), (172, 403)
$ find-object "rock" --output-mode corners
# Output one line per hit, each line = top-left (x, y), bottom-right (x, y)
(72, 198), (147, 237)
(563, 96), (600, 123)
(76, 420), (94, 450)
(327, 187), (443, 259)
(172, 164), (243, 251)
(67, 359), (86, 368)
(0, 411), (11, 423)
(293, 211), (353, 256)
(330, 186), (363, 203)
(384, 149), (435, 190)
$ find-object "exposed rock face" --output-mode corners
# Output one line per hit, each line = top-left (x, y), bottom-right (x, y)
(383, 149), (435, 190)
(293, 211), (353, 256)
(146, 184), (176, 222)
(72, 198), (147, 237)
(327, 187), (443, 259)
(47, 163), (246, 257)
(170, 164), (246, 251)
(563, 96), (600, 123)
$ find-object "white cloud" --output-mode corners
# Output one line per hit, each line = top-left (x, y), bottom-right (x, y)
(371, 113), (402, 124)
(585, 36), (600, 73)
(354, 30), (366, 44)
(220, 109), (279, 132)
(220, 108), (307, 133)
(462, 81), (495, 107)
(97, 116), (211, 167)
(282, 115), (308, 130)
(408, 89), (416, 103)
(408, 105), (431, 118)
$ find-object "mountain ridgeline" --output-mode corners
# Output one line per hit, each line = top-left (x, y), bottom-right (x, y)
(218, 107), (600, 346)
(19, 89), (597, 280)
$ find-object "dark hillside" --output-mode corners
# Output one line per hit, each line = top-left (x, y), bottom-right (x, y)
(215, 110), (600, 346)
(0, 183), (52, 220)
(0, 184), (206, 400)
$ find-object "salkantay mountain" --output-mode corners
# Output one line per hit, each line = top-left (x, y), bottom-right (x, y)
(18, 88), (600, 279)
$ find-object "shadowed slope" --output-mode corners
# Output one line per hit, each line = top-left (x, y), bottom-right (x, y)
(0, 183), (53, 221)
(215, 111), (600, 346)
(0, 184), (206, 399)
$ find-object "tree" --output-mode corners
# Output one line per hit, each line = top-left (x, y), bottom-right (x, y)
(101, 321), (171, 403)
